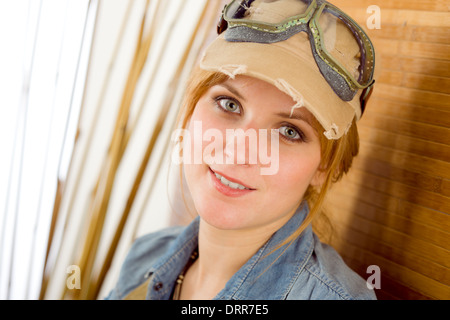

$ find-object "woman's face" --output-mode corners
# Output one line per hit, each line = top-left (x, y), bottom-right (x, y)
(183, 75), (323, 232)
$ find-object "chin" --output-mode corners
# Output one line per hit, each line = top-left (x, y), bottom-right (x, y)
(185, 164), (253, 230)
(196, 200), (251, 231)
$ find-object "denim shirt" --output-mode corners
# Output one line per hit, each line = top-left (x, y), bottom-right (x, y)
(106, 204), (376, 300)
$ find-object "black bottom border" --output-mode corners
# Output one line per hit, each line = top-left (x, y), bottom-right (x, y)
(3, 299), (443, 318)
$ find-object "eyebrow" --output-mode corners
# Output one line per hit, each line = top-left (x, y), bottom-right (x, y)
(218, 83), (247, 102)
(276, 109), (313, 126)
(218, 82), (314, 128)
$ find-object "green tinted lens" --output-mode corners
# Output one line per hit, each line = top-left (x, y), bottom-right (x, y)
(222, 0), (375, 94)
(318, 8), (362, 83)
(317, 5), (374, 87)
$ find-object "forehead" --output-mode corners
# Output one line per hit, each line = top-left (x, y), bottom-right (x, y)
(216, 75), (317, 123)
(222, 75), (291, 97)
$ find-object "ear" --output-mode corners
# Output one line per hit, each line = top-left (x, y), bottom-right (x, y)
(310, 168), (327, 188)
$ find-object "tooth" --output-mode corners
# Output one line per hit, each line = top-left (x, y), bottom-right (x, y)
(228, 182), (239, 189)
(214, 171), (249, 190)
(220, 176), (228, 185)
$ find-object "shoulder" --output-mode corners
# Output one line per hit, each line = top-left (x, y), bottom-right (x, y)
(126, 226), (185, 263)
(288, 234), (377, 300)
(105, 225), (185, 299)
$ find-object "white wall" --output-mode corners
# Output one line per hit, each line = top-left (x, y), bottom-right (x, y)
(0, 0), (210, 300)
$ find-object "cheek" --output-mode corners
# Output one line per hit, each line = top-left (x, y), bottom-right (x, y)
(188, 102), (226, 144)
(189, 98), (223, 127)
(271, 149), (321, 199)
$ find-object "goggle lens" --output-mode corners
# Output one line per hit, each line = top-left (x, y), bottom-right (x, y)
(218, 0), (375, 104)
(318, 8), (363, 84)
(317, 5), (374, 88)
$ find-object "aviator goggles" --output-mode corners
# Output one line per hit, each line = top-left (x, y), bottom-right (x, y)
(217, 0), (376, 114)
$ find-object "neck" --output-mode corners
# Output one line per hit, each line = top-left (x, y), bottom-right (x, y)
(197, 220), (275, 280)
(179, 213), (297, 300)
(179, 205), (302, 299)
(183, 217), (292, 300)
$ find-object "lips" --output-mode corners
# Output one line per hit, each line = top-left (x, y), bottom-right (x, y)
(209, 167), (255, 197)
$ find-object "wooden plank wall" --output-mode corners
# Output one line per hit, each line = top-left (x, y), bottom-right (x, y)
(325, 0), (450, 299)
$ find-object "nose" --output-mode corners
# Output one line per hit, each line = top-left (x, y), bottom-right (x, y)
(223, 127), (261, 166)
(220, 124), (280, 176)
(224, 127), (270, 165)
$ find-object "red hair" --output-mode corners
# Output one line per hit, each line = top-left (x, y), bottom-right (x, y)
(175, 67), (359, 245)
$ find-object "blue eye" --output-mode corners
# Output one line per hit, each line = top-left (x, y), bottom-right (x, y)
(216, 97), (241, 113)
(279, 125), (304, 142)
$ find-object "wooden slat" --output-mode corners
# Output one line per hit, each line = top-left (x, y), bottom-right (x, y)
(345, 168), (450, 213)
(327, 211), (450, 285)
(401, 42), (450, 60)
(371, 38), (400, 56)
(377, 55), (450, 78)
(340, 253), (432, 300)
(399, 201), (450, 231)
(352, 157), (450, 197)
(366, 97), (450, 128)
(361, 111), (450, 145)
(328, 203), (450, 268)
(410, 26), (450, 44)
(367, 25), (450, 45)
(327, 193), (450, 252)
(378, 71), (450, 95)
(331, 235), (450, 300)
(403, 73), (450, 95)
(358, 126), (450, 163)
(339, 251), (442, 300)
(357, 141), (450, 180)
(370, 38), (450, 61)
(329, 180), (450, 232)
(372, 83), (450, 110)
(325, 2), (450, 299)
(377, 70), (403, 86)
(442, 180), (450, 198)
(341, 8), (450, 28)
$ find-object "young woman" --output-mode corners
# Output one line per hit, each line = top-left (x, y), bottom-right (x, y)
(107, 0), (377, 300)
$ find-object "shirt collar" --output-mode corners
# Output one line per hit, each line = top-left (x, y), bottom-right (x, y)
(145, 203), (313, 300)
(215, 203), (313, 300)
(145, 220), (199, 300)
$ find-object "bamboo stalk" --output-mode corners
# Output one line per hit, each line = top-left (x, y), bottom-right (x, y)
(91, 0), (220, 299)
(38, 178), (64, 299)
(64, 0), (155, 300)
(42, 0), (130, 299)
(118, 0), (167, 160)
(127, 0), (213, 239)
(39, 0), (102, 300)
(3, 0), (43, 300)
(130, 0), (223, 240)
(37, 0), (98, 300)
(121, 1), (169, 155)
(85, 0), (167, 297)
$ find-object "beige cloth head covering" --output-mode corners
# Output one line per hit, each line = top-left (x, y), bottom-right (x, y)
(200, 0), (371, 139)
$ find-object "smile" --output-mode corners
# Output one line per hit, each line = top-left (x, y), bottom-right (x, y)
(209, 168), (255, 197)
(213, 171), (250, 190)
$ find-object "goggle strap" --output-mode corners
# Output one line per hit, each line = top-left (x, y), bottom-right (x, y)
(217, 5), (228, 35)
(216, 0), (375, 115)
(360, 80), (375, 116)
